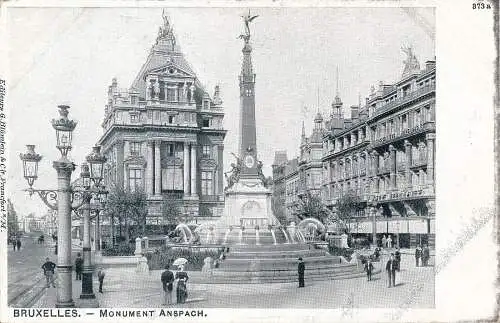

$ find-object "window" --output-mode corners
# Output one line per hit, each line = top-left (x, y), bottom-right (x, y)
(168, 115), (174, 124)
(147, 111), (153, 120)
(128, 169), (142, 192)
(202, 145), (211, 157)
(130, 114), (138, 123)
(166, 144), (175, 157)
(155, 111), (161, 120)
(130, 142), (141, 156)
(201, 171), (213, 195)
(167, 88), (176, 102)
(202, 119), (210, 127)
(159, 81), (165, 100)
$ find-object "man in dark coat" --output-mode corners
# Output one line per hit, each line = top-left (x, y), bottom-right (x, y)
(364, 259), (374, 281)
(395, 248), (401, 271)
(74, 253), (83, 280)
(298, 257), (305, 288)
(16, 239), (21, 251)
(161, 264), (175, 305)
(42, 257), (56, 288)
(423, 245), (430, 266)
(386, 253), (397, 288)
(97, 267), (105, 293)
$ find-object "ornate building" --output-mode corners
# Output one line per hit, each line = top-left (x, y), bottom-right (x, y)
(322, 50), (436, 248)
(272, 113), (325, 221)
(97, 13), (227, 224)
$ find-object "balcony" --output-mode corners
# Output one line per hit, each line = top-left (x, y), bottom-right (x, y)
(162, 192), (184, 200)
(374, 84), (435, 118)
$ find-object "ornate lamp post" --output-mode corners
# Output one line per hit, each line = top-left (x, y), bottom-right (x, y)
(20, 105), (81, 308)
(78, 147), (107, 300)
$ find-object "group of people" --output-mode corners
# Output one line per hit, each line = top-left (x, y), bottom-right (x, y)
(74, 253), (105, 292)
(161, 264), (189, 305)
(415, 244), (430, 267)
(9, 237), (22, 251)
(381, 235), (394, 248)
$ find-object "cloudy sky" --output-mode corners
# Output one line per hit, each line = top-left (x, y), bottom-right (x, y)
(6, 6), (434, 217)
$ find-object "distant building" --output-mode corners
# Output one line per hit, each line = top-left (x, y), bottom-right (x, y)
(272, 113), (325, 221)
(322, 51), (436, 248)
(97, 13), (227, 224)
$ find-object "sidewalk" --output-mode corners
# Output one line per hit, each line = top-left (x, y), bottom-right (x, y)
(33, 268), (208, 308)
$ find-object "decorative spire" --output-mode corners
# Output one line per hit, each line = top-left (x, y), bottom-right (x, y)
(335, 66), (340, 99)
(213, 84), (223, 106)
(401, 45), (420, 77)
(239, 10), (258, 82)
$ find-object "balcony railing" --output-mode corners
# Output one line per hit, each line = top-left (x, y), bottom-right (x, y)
(374, 84), (435, 117)
(199, 195), (222, 202)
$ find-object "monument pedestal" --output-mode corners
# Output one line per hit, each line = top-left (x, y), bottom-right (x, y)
(218, 177), (278, 228)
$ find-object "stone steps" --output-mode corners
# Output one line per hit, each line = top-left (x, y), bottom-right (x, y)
(228, 250), (327, 259)
(229, 244), (311, 252)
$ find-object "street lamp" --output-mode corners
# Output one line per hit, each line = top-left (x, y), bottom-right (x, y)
(19, 105), (80, 308)
(78, 148), (107, 300)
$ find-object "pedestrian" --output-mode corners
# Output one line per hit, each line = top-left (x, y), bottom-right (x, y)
(54, 242), (58, 255)
(395, 248), (401, 272)
(415, 245), (422, 267)
(42, 257), (56, 288)
(382, 235), (387, 249)
(75, 253), (83, 280)
(97, 267), (105, 293)
(423, 245), (430, 266)
(161, 264), (175, 306)
(11, 238), (16, 251)
(386, 253), (397, 288)
(364, 258), (374, 281)
(298, 257), (305, 288)
(16, 238), (21, 251)
(175, 265), (189, 304)
(387, 235), (393, 248)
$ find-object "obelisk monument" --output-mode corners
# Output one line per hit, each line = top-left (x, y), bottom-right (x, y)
(219, 11), (279, 228)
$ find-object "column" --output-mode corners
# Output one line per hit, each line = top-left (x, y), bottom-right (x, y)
(154, 140), (162, 196)
(404, 140), (412, 188)
(426, 133), (435, 187)
(146, 141), (154, 196)
(372, 151), (379, 194)
(80, 194), (95, 299)
(213, 144), (218, 195)
(370, 205), (377, 247)
(53, 161), (76, 307)
(116, 141), (124, 189)
(183, 143), (190, 195)
(190, 144), (198, 197)
(389, 145), (396, 190)
(218, 145), (224, 195)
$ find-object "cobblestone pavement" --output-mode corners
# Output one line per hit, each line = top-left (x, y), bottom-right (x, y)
(32, 251), (433, 308)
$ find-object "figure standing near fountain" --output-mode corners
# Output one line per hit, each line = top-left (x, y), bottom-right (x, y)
(298, 257), (305, 288)
(175, 265), (189, 304)
(161, 264), (175, 305)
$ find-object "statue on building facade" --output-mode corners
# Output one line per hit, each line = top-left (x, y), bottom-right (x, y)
(224, 153), (242, 190)
(401, 45), (420, 76)
(238, 10), (259, 43)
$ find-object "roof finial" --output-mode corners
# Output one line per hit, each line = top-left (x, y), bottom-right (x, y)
(301, 120), (306, 138)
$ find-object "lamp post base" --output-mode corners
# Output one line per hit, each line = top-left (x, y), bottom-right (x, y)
(80, 271), (96, 299)
(55, 300), (75, 308)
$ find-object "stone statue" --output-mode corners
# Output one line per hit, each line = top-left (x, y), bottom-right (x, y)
(224, 153), (242, 190)
(401, 45), (420, 76)
(153, 81), (160, 100)
(238, 10), (259, 43)
(256, 160), (269, 188)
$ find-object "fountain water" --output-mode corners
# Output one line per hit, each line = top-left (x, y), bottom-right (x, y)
(255, 229), (260, 245)
(223, 229), (231, 244)
(281, 227), (290, 244)
(270, 229), (277, 245)
(238, 228), (243, 244)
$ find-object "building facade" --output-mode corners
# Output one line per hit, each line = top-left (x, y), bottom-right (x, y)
(322, 54), (436, 248)
(272, 113), (325, 221)
(97, 14), (227, 224)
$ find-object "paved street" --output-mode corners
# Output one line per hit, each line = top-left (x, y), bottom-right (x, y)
(8, 233), (56, 307)
(32, 251), (433, 308)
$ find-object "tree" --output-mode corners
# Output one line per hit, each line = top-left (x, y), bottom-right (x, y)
(7, 199), (19, 236)
(335, 190), (362, 234)
(271, 186), (288, 225)
(161, 197), (182, 224)
(106, 184), (148, 242)
(291, 191), (330, 224)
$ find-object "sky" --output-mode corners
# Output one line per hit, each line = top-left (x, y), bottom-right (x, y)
(5, 6), (435, 217)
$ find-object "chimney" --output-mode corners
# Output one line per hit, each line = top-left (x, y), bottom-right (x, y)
(350, 105), (359, 121)
(425, 60), (436, 71)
